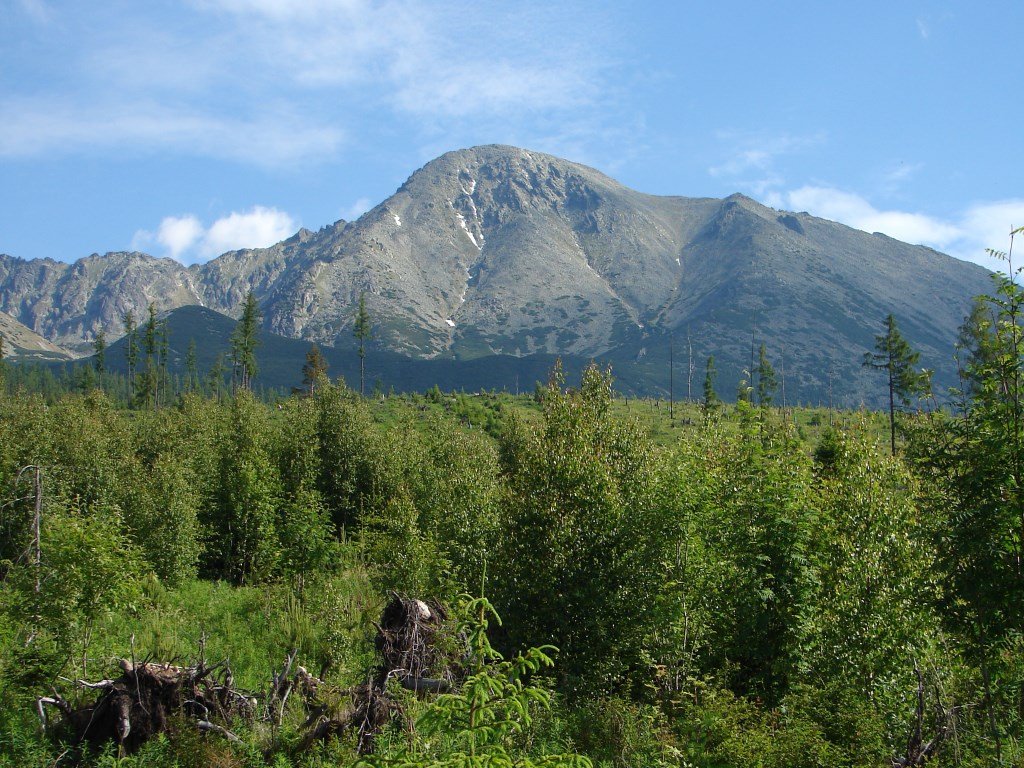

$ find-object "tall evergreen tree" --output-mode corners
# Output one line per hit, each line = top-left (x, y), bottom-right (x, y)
(208, 353), (226, 401)
(230, 291), (261, 391)
(185, 338), (199, 392)
(703, 355), (719, 412)
(92, 330), (106, 376)
(756, 343), (777, 406)
(137, 302), (160, 408)
(862, 314), (926, 454)
(353, 291), (372, 396)
(123, 310), (138, 398)
(157, 316), (170, 404)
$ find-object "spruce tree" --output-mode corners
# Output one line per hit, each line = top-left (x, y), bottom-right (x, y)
(92, 330), (106, 376)
(230, 291), (261, 391)
(353, 291), (372, 396)
(703, 355), (719, 412)
(862, 314), (926, 454)
(208, 353), (226, 400)
(757, 343), (778, 406)
(137, 302), (160, 408)
(123, 310), (138, 398)
(185, 338), (199, 392)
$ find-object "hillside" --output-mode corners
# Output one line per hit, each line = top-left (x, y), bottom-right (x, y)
(0, 310), (72, 361)
(95, 305), (605, 395)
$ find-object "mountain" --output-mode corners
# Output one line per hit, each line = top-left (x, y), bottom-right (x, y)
(0, 310), (72, 361)
(0, 145), (996, 403)
(0, 251), (203, 355)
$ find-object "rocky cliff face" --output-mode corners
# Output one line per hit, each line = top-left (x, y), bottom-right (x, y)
(0, 145), (995, 401)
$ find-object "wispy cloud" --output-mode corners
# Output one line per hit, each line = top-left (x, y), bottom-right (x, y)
(1, 1), (613, 165)
(15, 0), (53, 24)
(133, 206), (297, 264)
(879, 161), (923, 191)
(709, 131), (826, 195)
(0, 97), (345, 166)
(764, 185), (1024, 271)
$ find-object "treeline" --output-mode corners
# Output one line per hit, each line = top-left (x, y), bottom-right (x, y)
(0, 269), (1022, 766)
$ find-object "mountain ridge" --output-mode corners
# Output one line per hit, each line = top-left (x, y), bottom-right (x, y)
(0, 145), (995, 403)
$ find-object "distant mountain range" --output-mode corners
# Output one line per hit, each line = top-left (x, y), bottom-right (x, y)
(0, 145), (995, 404)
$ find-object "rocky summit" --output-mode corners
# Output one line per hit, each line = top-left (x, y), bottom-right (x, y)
(0, 145), (995, 403)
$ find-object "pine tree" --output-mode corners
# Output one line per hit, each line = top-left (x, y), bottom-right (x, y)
(703, 355), (719, 412)
(185, 338), (199, 392)
(230, 291), (261, 391)
(302, 343), (329, 394)
(123, 310), (138, 398)
(862, 314), (927, 454)
(157, 316), (169, 404)
(353, 291), (372, 396)
(757, 343), (777, 406)
(208, 353), (226, 400)
(92, 330), (106, 376)
(137, 302), (160, 408)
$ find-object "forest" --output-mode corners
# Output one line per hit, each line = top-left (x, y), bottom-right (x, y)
(0, 266), (1022, 768)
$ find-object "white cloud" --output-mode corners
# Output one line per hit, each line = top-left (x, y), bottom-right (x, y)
(765, 185), (1024, 271)
(132, 206), (297, 264)
(157, 215), (204, 259)
(201, 206), (297, 257)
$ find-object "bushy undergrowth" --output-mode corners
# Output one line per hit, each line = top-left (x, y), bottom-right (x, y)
(1, 338), (1023, 765)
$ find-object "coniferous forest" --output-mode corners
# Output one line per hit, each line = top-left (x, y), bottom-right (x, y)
(0, 268), (1023, 767)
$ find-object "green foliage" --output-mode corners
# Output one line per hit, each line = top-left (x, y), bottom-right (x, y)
(756, 343), (777, 407)
(2, 353), (1024, 766)
(302, 343), (330, 394)
(702, 355), (719, 414)
(495, 364), (671, 694)
(208, 391), (282, 583)
(802, 424), (941, 747)
(692, 411), (814, 702)
(362, 595), (592, 768)
(907, 236), (1024, 765)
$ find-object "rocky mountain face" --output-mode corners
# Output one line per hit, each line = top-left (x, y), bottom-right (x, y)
(0, 252), (203, 355)
(0, 145), (995, 402)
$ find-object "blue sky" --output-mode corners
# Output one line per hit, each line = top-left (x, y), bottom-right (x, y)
(1, 0), (1021, 270)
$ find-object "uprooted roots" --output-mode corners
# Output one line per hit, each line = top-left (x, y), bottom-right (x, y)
(36, 593), (458, 758)
(376, 592), (454, 693)
(38, 659), (254, 756)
